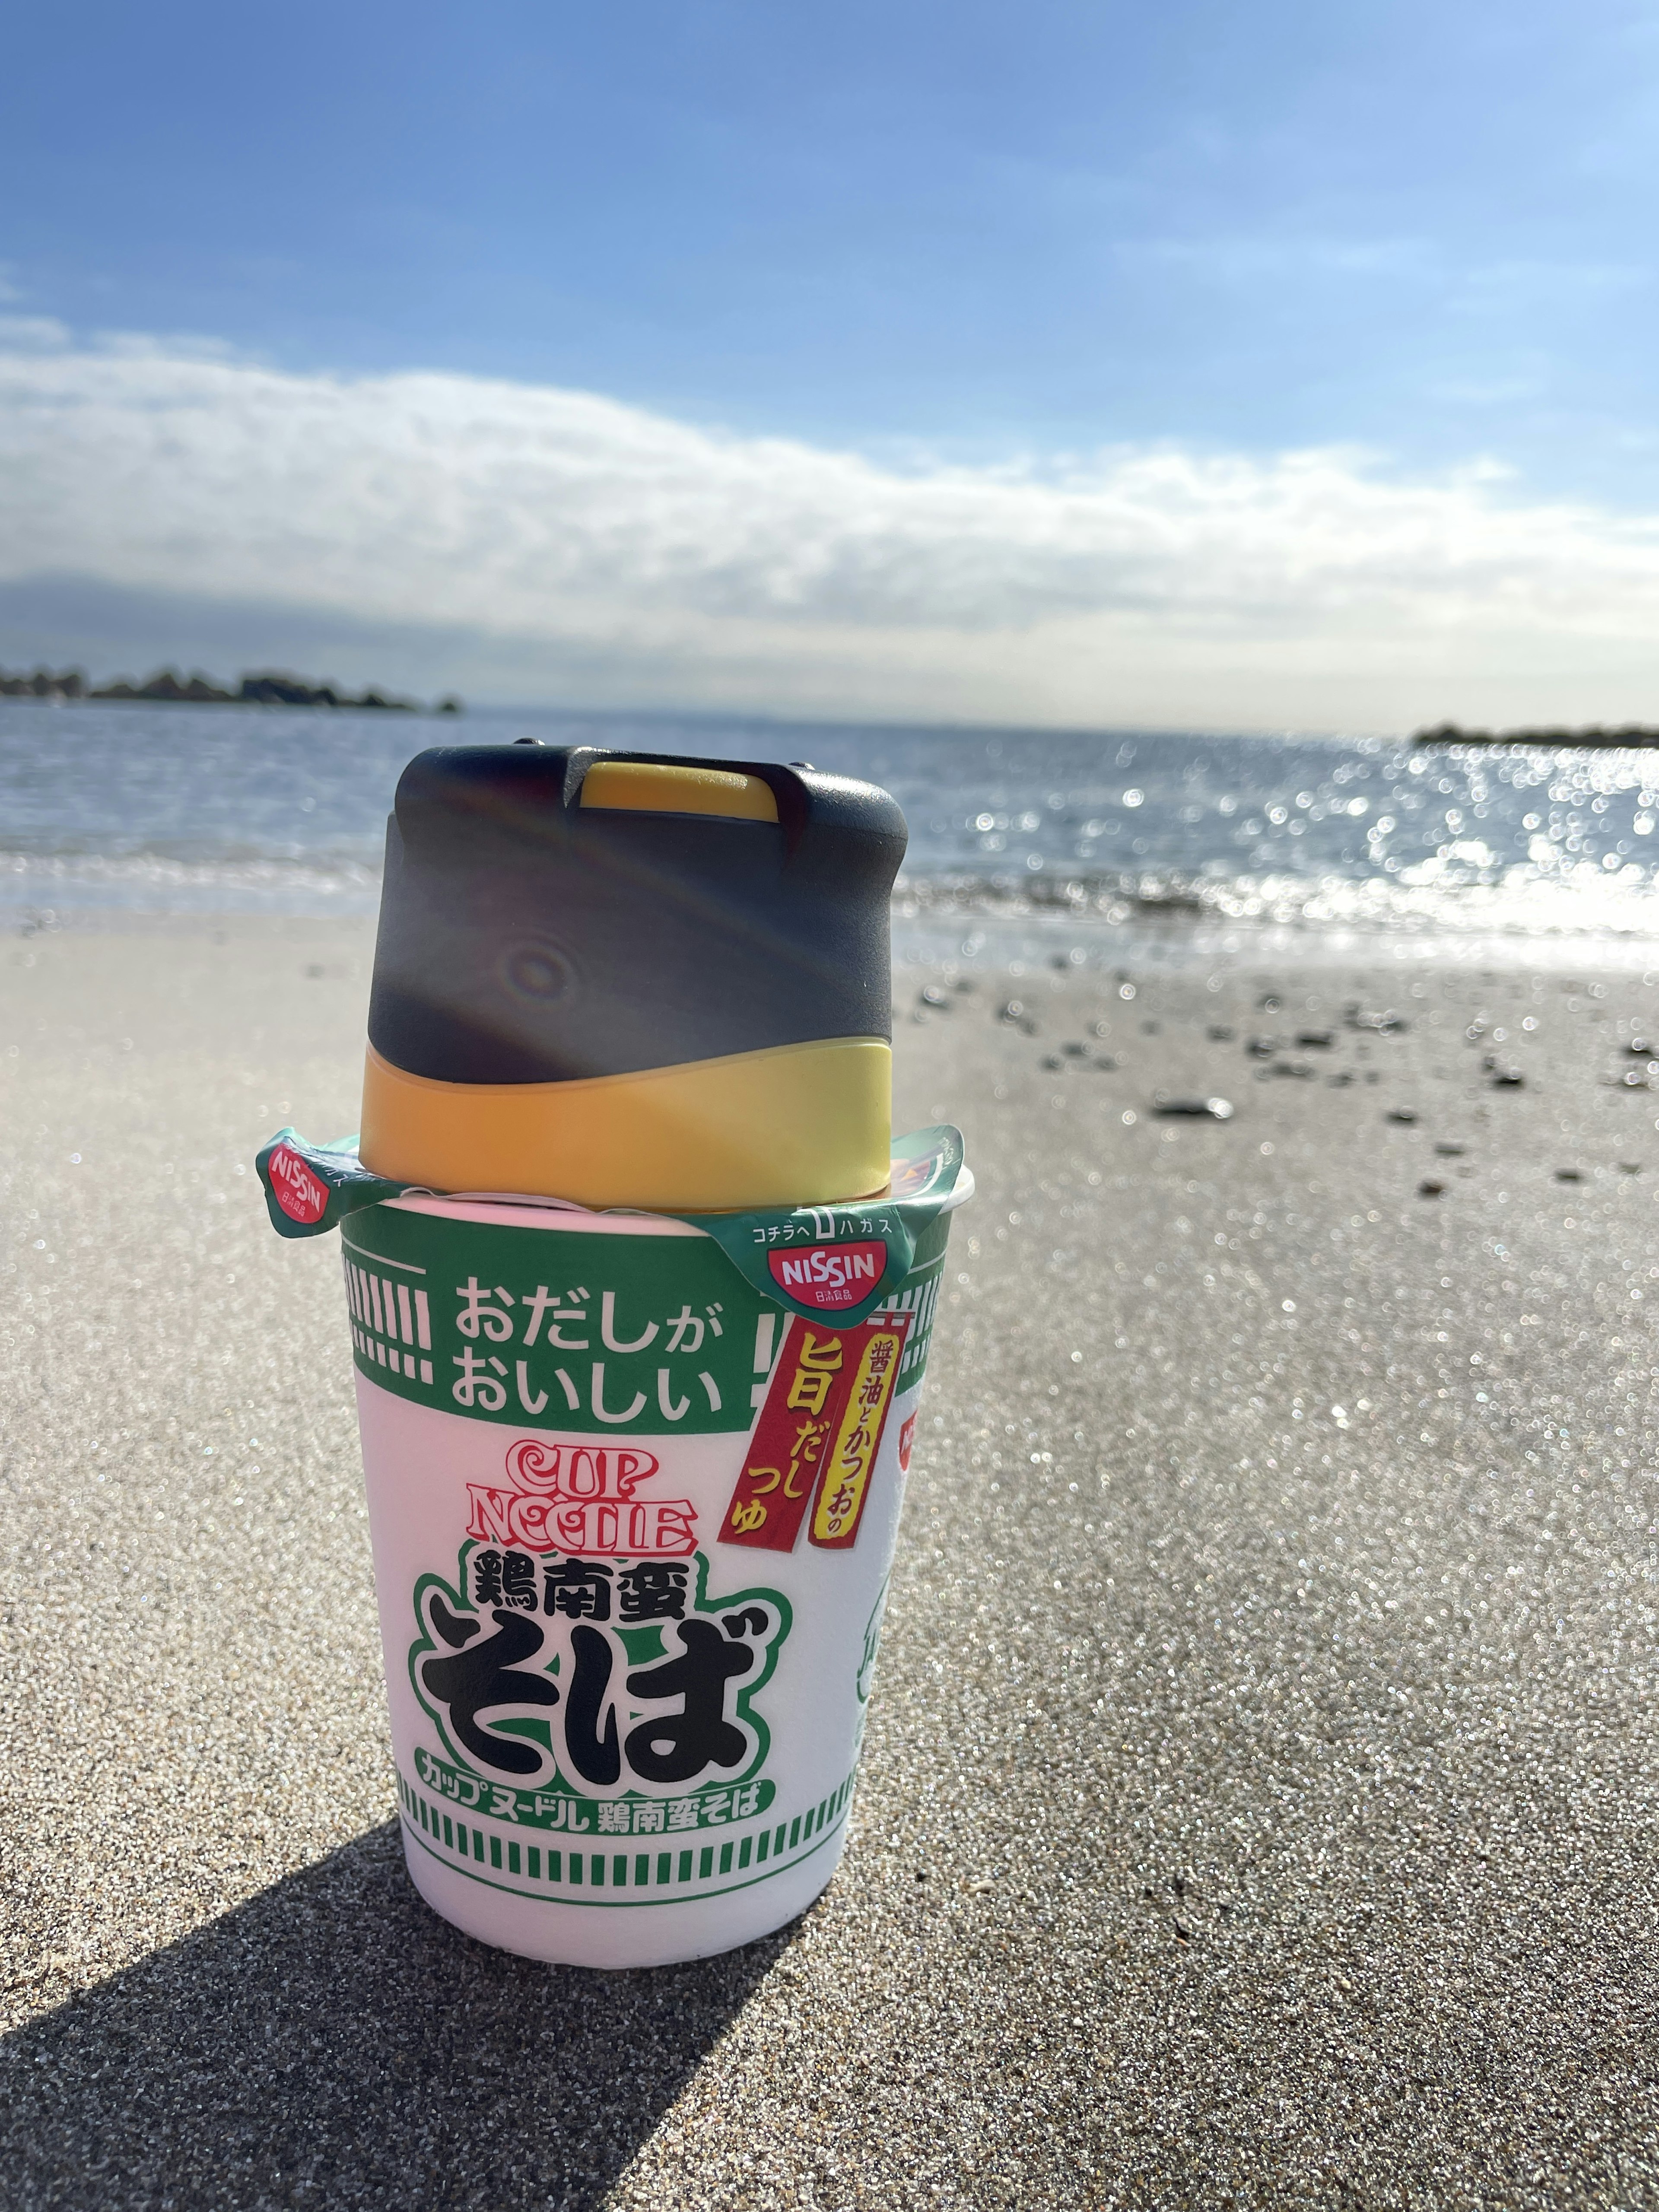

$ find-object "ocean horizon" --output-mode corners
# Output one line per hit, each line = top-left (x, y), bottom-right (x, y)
(6, 696), (1659, 972)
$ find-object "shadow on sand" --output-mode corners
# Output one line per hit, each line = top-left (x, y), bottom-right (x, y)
(2, 1820), (787, 2211)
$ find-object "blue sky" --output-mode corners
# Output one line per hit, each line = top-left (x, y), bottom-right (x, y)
(3, 0), (1659, 727)
(6, 0), (1657, 496)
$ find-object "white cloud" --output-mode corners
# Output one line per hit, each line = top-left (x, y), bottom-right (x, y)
(0, 315), (71, 352)
(4, 334), (1659, 727)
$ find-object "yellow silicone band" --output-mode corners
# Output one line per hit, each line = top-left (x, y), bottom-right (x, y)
(359, 1037), (892, 1211)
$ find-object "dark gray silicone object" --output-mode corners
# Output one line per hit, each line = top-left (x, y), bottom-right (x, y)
(368, 744), (909, 1085)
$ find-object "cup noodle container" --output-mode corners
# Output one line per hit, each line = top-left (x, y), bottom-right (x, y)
(294, 739), (966, 1965)
(345, 1181), (967, 1967)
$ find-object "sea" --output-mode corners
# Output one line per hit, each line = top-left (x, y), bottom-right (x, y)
(5, 698), (1659, 974)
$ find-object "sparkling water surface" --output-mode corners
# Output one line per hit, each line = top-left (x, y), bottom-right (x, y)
(5, 699), (1659, 966)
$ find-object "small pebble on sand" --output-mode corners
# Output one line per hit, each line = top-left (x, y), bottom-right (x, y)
(1152, 1093), (1234, 1120)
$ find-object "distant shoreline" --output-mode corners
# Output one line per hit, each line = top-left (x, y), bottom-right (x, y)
(0, 665), (462, 715)
(1415, 720), (1659, 749)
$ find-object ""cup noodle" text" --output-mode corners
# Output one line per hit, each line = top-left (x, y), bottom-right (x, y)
(466, 1437), (697, 1557)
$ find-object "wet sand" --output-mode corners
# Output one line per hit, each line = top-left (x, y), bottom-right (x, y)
(4, 917), (1659, 2209)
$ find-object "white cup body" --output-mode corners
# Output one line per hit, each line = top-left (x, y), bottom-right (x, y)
(344, 1193), (953, 1968)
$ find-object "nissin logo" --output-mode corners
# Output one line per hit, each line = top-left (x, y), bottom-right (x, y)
(766, 1240), (887, 1309)
(268, 1142), (327, 1225)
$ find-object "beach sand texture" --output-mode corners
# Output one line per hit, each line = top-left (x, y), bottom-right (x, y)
(4, 917), (1659, 2209)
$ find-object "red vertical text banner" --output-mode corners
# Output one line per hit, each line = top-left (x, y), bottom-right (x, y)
(721, 1314), (908, 1553)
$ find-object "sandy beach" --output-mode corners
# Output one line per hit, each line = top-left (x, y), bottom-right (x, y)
(5, 914), (1659, 2209)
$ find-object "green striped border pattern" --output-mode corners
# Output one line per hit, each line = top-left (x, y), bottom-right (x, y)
(883, 1253), (944, 1387)
(398, 1764), (856, 1907)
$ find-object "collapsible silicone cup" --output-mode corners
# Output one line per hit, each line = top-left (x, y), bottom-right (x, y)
(343, 1179), (968, 1967)
(359, 746), (908, 1214)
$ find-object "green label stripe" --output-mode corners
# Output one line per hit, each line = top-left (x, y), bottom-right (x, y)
(346, 1213), (774, 1435)
(397, 1763), (856, 1906)
(412, 1745), (776, 1831)
(345, 1206), (951, 1432)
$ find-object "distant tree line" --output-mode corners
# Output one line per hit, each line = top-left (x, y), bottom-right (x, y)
(1415, 721), (1659, 749)
(0, 664), (462, 713)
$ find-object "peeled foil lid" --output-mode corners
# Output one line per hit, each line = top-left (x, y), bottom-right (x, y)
(257, 1123), (971, 1330)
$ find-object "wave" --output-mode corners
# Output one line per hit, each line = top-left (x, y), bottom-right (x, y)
(893, 859), (1659, 942)
(0, 846), (383, 912)
(6, 840), (1659, 949)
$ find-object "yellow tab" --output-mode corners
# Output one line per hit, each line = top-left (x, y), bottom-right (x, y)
(360, 1036), (890, 1211)
(579, 761), (779, 822)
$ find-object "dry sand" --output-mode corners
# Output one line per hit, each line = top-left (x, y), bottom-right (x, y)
(4, 917), (1659, 2209)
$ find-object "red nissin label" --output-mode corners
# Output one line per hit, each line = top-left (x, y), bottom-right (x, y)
(268, 1143), (328, 1225)
(766, 1239), (887, 1310)
(719, 1318), (858, 1552)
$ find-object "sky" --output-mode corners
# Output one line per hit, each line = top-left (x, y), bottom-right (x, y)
(2, 0), (1658, 728)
